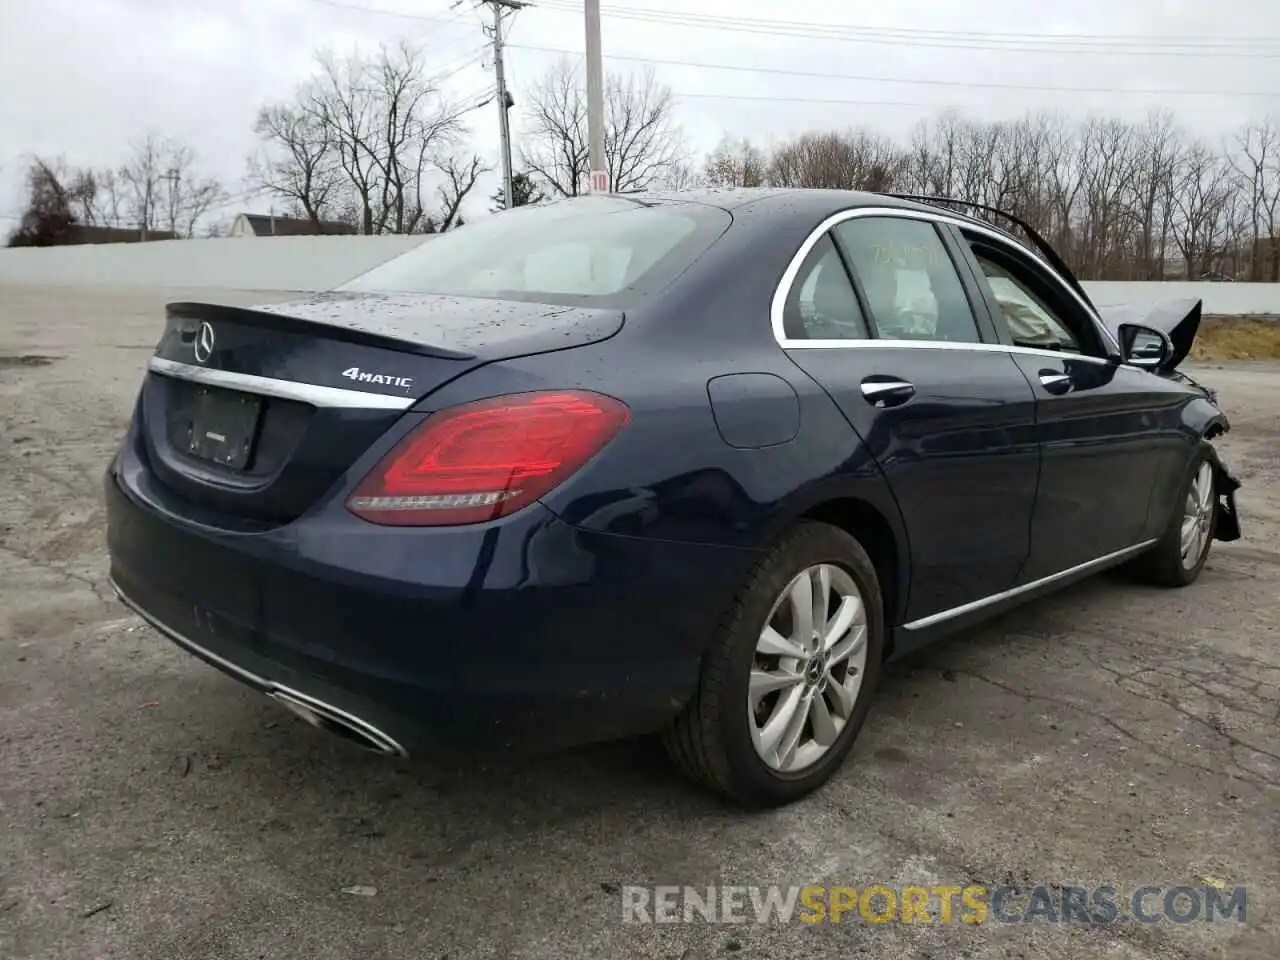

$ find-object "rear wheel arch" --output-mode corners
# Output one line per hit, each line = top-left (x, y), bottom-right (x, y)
(800, 498), (905, 650)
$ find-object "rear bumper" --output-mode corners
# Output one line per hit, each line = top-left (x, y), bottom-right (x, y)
(105, 461), (760, 758)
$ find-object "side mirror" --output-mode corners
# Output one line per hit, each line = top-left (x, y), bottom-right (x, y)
(1117, 322), (1173, 370)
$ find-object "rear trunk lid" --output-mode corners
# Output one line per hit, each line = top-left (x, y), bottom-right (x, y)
(137, 292), (623, 524)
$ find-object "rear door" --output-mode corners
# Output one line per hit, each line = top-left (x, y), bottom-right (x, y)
(948, 225), (1180, 581)
(778, 210), (1040, 625)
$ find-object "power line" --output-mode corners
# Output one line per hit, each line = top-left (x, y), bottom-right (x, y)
(306, 0), (473, 25)
(506, 42), (1280, 98)
(534, 0), (1280, 55)
(295, 0), (1280, 96)
(306, 0), (1280, 58)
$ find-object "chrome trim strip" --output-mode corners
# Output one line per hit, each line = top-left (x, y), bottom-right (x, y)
(861, 380), (914, 396)
(901, 539), (1158, 631)
(773, 337), (1117, 367)
(110, 576), (408, 757)
(148, 357), (415, 411)
(268, 686), (406, 757)
(111, 576), (269, 688)
(769, 204), (1121, 357)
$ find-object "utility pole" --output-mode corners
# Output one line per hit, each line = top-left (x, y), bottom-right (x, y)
(584, 0), (607, 193)
(482, 0), (523, 209)
(157, 167), (181, 241)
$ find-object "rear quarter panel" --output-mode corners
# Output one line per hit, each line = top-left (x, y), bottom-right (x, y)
(412, 200), (912, 615)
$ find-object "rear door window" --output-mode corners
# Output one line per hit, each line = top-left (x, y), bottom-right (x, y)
(781, 233), (869, 341)
(833, 217), (982, 344)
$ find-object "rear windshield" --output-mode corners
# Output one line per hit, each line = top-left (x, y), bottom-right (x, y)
(339, 196), (731, 307)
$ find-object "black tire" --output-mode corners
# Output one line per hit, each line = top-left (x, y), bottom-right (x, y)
(1128, 445), (1218, 587)
(662, 521), (886, 808)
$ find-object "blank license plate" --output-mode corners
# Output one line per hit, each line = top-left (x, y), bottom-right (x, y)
(187, 386), (262, 470)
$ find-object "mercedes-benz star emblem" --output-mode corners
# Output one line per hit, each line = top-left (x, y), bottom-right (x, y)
(193, 322), (215, 364)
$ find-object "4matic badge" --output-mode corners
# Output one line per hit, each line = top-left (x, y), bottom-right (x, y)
(341, 367), (414, 390)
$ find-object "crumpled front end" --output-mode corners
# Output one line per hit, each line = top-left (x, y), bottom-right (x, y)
(1209, 449), (1242, 542)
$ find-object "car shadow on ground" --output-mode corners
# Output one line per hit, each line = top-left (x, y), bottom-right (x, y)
(129, 566), (1165, 829)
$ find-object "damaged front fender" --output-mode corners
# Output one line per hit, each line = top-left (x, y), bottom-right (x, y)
(1207, 447), (1242, 543)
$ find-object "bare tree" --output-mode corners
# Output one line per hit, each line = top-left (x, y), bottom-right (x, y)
(92, 169), (126, 228)
(1124, 110), (1186, 280)
(767, 129), (905, 190)
(704, 136), (768, 188)
(520, 59), (685, 197)
(119, 133), (165, 235)
(6, 158), (84, 246)
(692, 105), (1280, 281)
(432, 153), (489, 231)
(1171, 142), (1238, 278)
(116, 134), (224, 238)
(1228, 117), (1280, 281)
(1075, 117), (1140, 279)
(248, 99), (341, 226)
(310, 51), (385, 234)
(307, 41), (468, 234)
(658, 159), (702, 190)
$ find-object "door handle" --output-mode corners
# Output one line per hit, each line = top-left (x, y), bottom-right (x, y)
(1038, 371), (1073, 395)
(860, 378), (915, 408)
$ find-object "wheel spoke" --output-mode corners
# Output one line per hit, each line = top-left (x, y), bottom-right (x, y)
(814, 565), (832, 639)
(788, 573), (816, 651)
(821, 595), (860, 653)
(827, 669), (857, 718)
(1197, 465), (1214, 511)
(750, 667), (802, 701)
(1180, 516), (1198, 555)
(828, 624), (866, 668)
(756, 684), (804, 757)
(775, 691), (811, 769)
(757, 625), (807, 660)
(810, 691), (839, 746)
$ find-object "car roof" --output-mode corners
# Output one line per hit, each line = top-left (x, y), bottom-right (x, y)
(629, 186), (941, 217)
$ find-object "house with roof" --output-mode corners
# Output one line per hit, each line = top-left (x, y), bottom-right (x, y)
(229, 213), (359, 237)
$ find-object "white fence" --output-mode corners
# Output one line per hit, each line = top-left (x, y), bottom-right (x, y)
(0, 236), (429, 292)
(0, 236), (1278, 315)
(1082, 281), (1280, 316)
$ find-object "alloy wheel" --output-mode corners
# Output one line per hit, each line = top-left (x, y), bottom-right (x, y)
(748, 563), (869, 773)
(1180, 461), (1215, 570)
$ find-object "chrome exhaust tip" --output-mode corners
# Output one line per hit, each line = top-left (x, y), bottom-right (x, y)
(268, 687), (407, 758)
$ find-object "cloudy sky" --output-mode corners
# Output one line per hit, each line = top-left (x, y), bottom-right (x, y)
(2, 0), (1279, 229)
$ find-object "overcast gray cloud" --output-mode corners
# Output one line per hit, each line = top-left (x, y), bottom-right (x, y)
(2, 0), (1279, 226)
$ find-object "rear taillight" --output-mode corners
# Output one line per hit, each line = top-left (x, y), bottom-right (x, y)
(346, 390), (630, 526)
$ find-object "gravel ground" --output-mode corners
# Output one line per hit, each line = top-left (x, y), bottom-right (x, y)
(1, 284), (1278, 960)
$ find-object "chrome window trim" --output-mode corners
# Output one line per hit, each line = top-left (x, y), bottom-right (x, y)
(148, 357), (415, 411)
(769, 205), (1120, 358)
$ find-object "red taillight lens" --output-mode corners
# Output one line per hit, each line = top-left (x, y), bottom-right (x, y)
(346, 390), (630, 526)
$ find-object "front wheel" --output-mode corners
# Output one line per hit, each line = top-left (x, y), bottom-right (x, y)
(1129, 448), (1218, 587)
(663, 522), (886, 808)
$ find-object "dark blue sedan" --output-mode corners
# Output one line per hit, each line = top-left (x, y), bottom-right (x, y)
(105, 189), (1241, 807)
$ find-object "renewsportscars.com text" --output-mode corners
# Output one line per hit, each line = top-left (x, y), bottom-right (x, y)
(621, 884), (1247, 925)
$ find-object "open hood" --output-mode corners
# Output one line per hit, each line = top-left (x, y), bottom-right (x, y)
(1096, 297), (1202, 372)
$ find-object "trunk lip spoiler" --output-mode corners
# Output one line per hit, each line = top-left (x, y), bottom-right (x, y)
(148, 357), (415, 411)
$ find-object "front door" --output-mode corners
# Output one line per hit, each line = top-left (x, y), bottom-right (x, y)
(778, 212), (1040, 625)
(951, 226), (1178, 581)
